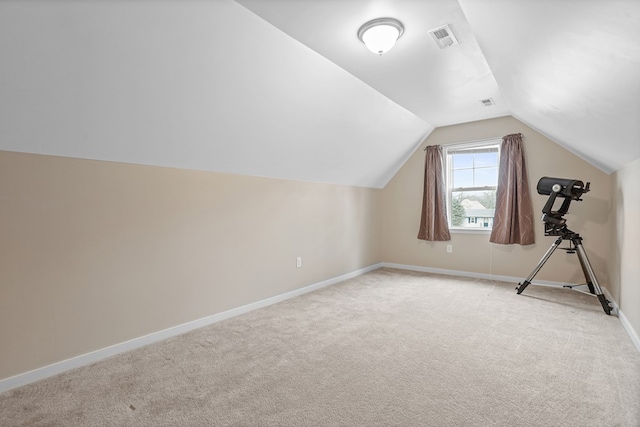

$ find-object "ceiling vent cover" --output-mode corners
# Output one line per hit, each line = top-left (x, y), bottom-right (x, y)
(480, 98), (495, 107)
(429, 24), (459, 49)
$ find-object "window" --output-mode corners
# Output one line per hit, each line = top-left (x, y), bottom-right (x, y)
(444, 140), (500, 231)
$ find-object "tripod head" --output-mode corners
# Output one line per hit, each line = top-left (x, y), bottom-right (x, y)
(537, 177), (590, 236)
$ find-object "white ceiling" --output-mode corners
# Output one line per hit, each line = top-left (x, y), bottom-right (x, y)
(0, 0), (638, 188)
(457, 0), (640, 173)
(236, 0), (510, 127)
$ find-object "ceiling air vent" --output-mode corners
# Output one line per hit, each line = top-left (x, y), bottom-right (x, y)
(429, 24), (459, 49)
(480, 98), (495, 107)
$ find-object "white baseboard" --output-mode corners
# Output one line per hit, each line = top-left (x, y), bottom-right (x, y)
(3, 261), (637, 393)
(618, 309), (640, 354)
(0, 263), (382, 394)
(381, 262), (571, 287)
(381, 262), (640, 354)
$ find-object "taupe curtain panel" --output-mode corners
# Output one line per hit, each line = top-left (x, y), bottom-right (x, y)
(489, 133), (535, 245)
(418, 145), (451, 241)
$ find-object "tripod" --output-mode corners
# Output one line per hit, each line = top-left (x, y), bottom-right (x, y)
(516, 223), (612, 315)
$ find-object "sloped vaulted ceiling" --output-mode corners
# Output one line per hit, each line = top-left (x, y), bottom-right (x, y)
(1, 0), (639, 188)
(0, 0), (430, 188)
(237, 0), (640, 175)
(457, 0), (640, 173)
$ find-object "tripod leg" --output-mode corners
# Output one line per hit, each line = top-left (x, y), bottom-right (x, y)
(575, 244), (596, 294)
(516, 237), (562, 294)
(574, 243), (612, 315)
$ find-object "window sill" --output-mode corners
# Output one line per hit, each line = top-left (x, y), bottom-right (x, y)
(449, 228), (492, 235)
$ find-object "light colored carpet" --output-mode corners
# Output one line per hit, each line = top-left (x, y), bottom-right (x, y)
(1, 268), (639, 426)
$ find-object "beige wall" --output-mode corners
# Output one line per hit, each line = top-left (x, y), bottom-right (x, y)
(381, 116), (612, 286)
(0, 151), (382, 380)
(1, 116), (634, 383)
(610, 157), (640, 336)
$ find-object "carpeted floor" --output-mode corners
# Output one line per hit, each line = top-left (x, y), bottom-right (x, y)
(1, 268), (639, 426)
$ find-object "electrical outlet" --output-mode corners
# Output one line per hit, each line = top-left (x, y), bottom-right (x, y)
(296, 256), (302, 268)
(446, 245), (453, 253)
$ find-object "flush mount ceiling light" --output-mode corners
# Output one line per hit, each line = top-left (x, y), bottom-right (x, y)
(357, 18), (404, 55)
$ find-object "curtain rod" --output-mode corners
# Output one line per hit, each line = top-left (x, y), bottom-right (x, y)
(423, 133), (524, 151)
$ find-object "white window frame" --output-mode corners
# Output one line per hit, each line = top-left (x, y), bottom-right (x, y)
(444, 139), (501, 234)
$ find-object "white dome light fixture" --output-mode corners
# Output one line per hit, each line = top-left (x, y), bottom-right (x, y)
(357, 18), (404, 55)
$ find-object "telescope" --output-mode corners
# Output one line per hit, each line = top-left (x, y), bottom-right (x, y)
(516, 177), (612, 315)
(537, 177), (590, 234)
(537, 176), (590, 200)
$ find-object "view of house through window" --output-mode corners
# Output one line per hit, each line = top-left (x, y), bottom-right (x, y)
(444, 140), (500, 230)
